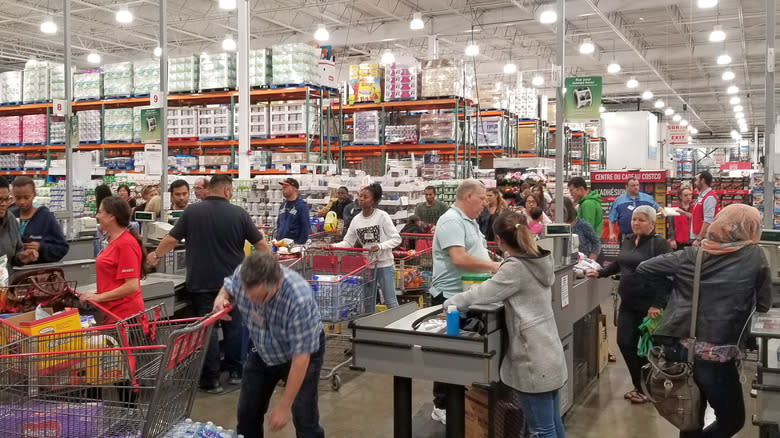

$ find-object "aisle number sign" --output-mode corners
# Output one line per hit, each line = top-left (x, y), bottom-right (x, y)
(150, 91), (164, 108)
(140, 108), (162, 143)
(52, 99), (66, 116)
(563, 76), (602, 121)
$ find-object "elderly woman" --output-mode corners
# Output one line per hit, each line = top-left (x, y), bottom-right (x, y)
(637, 204), (771, 437)
(587, 205), (671, 403)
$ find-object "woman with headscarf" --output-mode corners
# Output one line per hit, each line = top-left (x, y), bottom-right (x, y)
(586, 205), (672, 404)
(636, 204), (771, 437)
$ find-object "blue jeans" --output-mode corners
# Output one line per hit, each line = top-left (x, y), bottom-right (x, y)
(664, 345), (745, 438)
(373, 265), (398, 308)
(516, 389), (566, 438)
(237, 332), (326, 438)
(190, 291), (244, 381)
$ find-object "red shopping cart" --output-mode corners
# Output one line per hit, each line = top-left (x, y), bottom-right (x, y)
(298, 247), (376, 390)
(393, 247), (433, 308)
(0, 306), (229, 438)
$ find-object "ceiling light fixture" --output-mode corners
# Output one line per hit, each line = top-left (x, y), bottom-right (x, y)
(689, 127), (699, 134)
(680, 119), (689, 127)
(665, 108), (675, 116)
(626, 77), (639, 88)
(579, 38), (595, 55)
(654, 99), (665, 109)
(532, 75), (545, 87)
(40, 18), (57, 34)
(641, 90), (653, 100)
(539, 9), (557, 24)
(410, 12), (424, 30)
(607, 61), (621, 74)
(730, 130), (740, 139)
(735, 112), (745, 119)
(727, 85), (739, 94)
(709, 25), (726, 42)
(739, 126), (748, 133)
(503, 62), (517, 74)
(153, 47), (162, 57)
(222, 34), (236, 51)
(115, 7), (133, 24)
(218, 0), (237, 9)
(87, 52), (101, 64)
(465, 42), (479, 57)
(697, 0), (718, 8)
(599, 105), (606, 113)
(717, 53), (732, 65)
(721, 70), (735, 81)
(380, 49), (395, 65)
(673, 114), (682, 122)
(729, 96), (740, 105)
(733, 105), (743, 112)
(314, 24), (329, 42)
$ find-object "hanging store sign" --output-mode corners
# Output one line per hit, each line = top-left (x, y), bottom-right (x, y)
(563, 76), (602, 120)
(666, 124), (688, 146)
(139, 108), (162, 143)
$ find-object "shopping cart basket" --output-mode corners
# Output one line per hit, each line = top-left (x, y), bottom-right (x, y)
(0, 306), (229, 438)
(299, 247), (376, 390)
(393, 247), (433, 308)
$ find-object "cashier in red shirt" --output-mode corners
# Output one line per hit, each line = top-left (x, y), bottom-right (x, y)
(79, 196), (147, 322)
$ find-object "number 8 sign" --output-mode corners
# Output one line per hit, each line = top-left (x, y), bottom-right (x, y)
(52, 99), (66, 116)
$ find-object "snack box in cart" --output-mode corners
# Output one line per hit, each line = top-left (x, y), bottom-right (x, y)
(0, 308), (84, 374)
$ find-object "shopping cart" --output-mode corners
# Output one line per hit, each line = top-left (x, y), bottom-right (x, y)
(309, 230), (344, 245)
(398, 232), (434, 256)
(0, 306), (229, 438)
(393, 247), (433, 308)
(299, 247), (376, 390)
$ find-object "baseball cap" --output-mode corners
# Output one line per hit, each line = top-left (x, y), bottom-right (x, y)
(279, 178), (299, 189)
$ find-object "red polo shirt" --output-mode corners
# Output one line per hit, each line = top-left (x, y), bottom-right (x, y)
(96, 230), (144, 321)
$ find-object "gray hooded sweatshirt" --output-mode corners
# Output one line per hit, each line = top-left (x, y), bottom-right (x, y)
(446, 248), (568, 394)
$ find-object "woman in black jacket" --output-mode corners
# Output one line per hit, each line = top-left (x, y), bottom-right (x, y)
(586, 205), (671, 404)
(637, 204), (771, 437)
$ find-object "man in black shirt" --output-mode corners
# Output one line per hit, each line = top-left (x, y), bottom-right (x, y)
(148, 175), (269, 393)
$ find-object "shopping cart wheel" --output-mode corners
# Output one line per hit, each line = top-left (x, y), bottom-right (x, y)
(331, 374), (341, 391)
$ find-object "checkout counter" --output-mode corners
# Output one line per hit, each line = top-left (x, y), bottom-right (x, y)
(351, 224), (615, 438)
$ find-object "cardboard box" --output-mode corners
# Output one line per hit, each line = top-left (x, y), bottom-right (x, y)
(0, 401), (102, 437)
(465, 385), (489, 438)
(0, 308), (84, 374)
(598, 313), (609, 374)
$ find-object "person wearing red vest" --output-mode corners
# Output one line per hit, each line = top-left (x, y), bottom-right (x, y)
(668, 185), (694, 249)
(692, 171), (719, 247)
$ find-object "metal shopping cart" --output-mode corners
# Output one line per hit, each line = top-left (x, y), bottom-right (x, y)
(299, 247), (376, 390)
(0, 306), (229, 438)
(393, 247), (433, 308)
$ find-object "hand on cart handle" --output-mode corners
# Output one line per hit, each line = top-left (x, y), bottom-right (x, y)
(77, 291), (100, 303)
(212, 290), (233, 321)
(368, 244), (380, 253)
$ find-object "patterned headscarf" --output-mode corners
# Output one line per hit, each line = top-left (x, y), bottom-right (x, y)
(701, 203), (761, 255)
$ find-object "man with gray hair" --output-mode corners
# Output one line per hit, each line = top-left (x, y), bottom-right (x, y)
(213, 251), (325, 437)
(428, 179), (500, 426)
(192, 177), (210, 201)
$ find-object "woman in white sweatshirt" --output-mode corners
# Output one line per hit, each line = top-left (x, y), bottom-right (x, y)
(333, 183), (402, 308)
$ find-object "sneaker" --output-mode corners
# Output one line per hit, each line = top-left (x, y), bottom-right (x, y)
(228, 371), (242, 385)
(199, 380), (224, 394)
(431, 407), (446, 425)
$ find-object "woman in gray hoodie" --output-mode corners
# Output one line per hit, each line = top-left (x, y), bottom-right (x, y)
(445, 210), (567, 438)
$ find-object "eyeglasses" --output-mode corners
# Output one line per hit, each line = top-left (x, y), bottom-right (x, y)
(0, 196), (14, 204)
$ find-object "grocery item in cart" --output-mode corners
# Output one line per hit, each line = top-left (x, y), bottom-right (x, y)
(0, 400), (103, 438)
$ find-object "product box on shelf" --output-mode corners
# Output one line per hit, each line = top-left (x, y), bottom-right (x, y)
(0, 116), (22, 145)
(73, 70), (103, 100)
(22, 61), (54, 103)
(472, 116), (502, 147)
(77, 110), (102, 143)
(347, 63), (384, 104)
(198, 105), (231, 140)
(249, 49), (271, 88)
(104, 108), (133, 142)
(133, 59), (160, 96)
(168, 106), (200, 139)
(269, 100), (321, 137)
(21, 114), (47, 144)
(199, 52), (237, 91)
(168, 55), (199, 93)
(1, 71), (23, 104)
(49, 117), (66, 144)
(271, 43), (321, 85)
(0, 153), (24, 169)
(319, 59), (336, 89)
(353, 111), (381, 145)
(132, 105), (151, 142)
(419, 113), (457, 142)
(383, 56), (421, 101)
(385, 125), (418, 144)
(234, 104), (270, 138)
(50, 63), (66, 100)
(103, 61), (134, 97)
(421, 58), (475, 100)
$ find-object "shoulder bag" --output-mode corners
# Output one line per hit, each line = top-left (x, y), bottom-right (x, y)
(640, 248), (704, 432)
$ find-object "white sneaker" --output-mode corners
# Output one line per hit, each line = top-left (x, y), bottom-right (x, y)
(431, 407), (447, 425)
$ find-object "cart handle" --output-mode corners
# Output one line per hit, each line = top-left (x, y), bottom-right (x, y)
(323, 246), (372, 252)
(400, 233), (434, 238)
(69, 287), (123, 323)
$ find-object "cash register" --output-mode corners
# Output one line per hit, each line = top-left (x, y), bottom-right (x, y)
(758, 229), (780, 306)
(537, 223), (575, 268)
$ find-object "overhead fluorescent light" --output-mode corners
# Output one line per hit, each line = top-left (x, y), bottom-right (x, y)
(607, 61), (621, 74)
(410, 13), (424, 30)
(599, 105), (606, 113)
(40, 18), (57, 34)
(733, 105), (743, 112)
(680, 119), (689, 127)
(539, 9), (557, 24)
(654, 99), (665, 109)
(673, 114), (682, 122)
(717, 53), (732, 65)
(735, 112), (745, 119)
(531, 75), (545, 87)
(579, 38), (595, 55)
(503, 62), (517, 74)
(729, 96), (740, 105)
(465, 43), (479, 57)
(219, 0), (237, 9)
(727, 85), (739, 94)
(314, 24), (329, 42)
(709, 25), (726, 42)
(153, 47), (162, 57)
(626, 77), (639, 89)
(222, 34), (236, 51)
(697, 0), (718, 8)
(115, 7), (133, 24)
(721, 70), (735, 81)
(664, 108), (675, 116)
(641, 90), (653, 100)
(87, 52), (101, 64)
(380, 50), (395, 65)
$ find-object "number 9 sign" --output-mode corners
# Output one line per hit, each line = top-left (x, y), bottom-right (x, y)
(150, 91), (164, 108)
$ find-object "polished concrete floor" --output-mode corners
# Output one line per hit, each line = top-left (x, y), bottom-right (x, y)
(190, 298), (761, 437)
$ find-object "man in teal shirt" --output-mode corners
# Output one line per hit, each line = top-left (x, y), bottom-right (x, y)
(429, 179), (499, 426)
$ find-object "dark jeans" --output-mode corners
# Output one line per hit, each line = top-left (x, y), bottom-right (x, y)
(665, 345), (745, 438)
(516, 389), (566, 438)
(616, 304), (648, 392)
(190, 291), (244, 381)
(431, 294), (449, 409)
(237, 332), (326, 438)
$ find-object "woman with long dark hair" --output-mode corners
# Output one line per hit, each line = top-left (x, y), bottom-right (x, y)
(478, 187), (507, 242)
(80, 196), (148, 322)
(333, 183), (401, 308)
(445, 210), (567, 437)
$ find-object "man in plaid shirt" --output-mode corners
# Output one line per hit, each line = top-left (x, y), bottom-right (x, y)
(213, 251), (325, 437)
